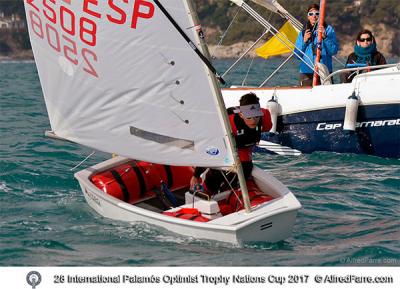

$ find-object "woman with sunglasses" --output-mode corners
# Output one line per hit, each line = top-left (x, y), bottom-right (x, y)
(294, 3), (339, 86)
(341, 29), (387, 83)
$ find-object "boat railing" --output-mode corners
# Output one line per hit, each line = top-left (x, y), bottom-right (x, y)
(324, 63), (400, 83)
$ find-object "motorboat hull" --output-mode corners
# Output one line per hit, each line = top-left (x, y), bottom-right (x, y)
(222, 67), (400, 158)
(262, 103), (400, 158)
(75, 157), (301, 245)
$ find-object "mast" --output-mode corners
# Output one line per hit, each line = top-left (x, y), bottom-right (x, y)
(312, 0), (326, 86)
(185, 0), (252, 213)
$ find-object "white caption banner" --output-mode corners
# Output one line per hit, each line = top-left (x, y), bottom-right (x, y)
(2, 267), (398, 289)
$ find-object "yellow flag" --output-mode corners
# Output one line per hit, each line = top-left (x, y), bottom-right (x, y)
(256, 21), (299, 59)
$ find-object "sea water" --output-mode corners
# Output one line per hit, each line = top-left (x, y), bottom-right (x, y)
(0, 59), (399, 266)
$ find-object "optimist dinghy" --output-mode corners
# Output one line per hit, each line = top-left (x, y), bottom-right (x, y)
(24, 0), (301, 245)
(75, 156), (300, 244)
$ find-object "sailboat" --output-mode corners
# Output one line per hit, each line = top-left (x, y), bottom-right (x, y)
(221, 0), (400, 158)
(23, 0), (301, 245)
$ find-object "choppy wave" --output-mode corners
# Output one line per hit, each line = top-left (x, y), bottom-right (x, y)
(0, 61), (399, 266)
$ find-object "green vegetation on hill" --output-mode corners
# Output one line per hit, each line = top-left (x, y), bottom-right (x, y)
(0, 1), (25, 15)
(0, 1), (29, 56)
(195, 0), (400, 45)
(1, 0), (399, 57)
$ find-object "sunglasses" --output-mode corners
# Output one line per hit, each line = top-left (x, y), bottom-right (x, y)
(359, 37), (372, 42)
(307, 12), (320, 17)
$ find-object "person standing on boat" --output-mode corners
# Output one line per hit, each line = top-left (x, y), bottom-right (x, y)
(341, 29), (387, 83)
(190, 93), (272, 195)
(294, 3), (339, 86)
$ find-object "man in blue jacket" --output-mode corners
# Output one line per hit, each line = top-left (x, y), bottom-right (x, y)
(294, 3), (339, 86)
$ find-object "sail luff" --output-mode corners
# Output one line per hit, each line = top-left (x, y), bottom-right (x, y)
(185, 0), (251, 213)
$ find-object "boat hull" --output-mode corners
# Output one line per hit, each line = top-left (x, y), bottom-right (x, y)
(75, 157), (301, 245)
(223, 67), (400, 158)
(263, 103), (400, 158)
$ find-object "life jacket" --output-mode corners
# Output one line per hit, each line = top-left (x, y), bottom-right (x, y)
(163, 208), (210, 222)
(228, 108), (263, 148)
(228, 107), (268, 162)
(217, 179), (274, 215)
(91, 161), (193, 204)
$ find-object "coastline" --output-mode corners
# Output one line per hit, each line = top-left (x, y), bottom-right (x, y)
(0, 50), (33, 61)
(209, 42), (398, 60)
(1, 44), (399, 62)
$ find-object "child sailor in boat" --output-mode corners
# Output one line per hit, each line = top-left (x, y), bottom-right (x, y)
(190, 93), (272, 195)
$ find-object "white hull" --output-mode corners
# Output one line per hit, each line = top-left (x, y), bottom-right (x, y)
(222, 67), (400, 158)
(75, 157), (301, 245)
(223, 67), (399, 118)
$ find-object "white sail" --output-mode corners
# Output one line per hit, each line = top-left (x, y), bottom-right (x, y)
(24, 0), (234, 167)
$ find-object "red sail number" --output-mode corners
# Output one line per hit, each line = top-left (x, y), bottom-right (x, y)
(28, 10), (99, 78)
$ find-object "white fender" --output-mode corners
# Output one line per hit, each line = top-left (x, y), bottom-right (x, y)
(266, 97), (280, 134)
(343, 92), (359, 131)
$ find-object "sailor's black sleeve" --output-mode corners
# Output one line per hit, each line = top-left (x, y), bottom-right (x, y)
(193, 167), (206, 178)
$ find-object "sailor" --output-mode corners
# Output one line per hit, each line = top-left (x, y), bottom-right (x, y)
(341, 29), (387, 83)
(294, 3), (339, 86)
(190, 93), (272, 195)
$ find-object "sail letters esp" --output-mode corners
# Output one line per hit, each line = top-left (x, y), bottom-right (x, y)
(83, 0), (155, 29)
(132, 0), (154, 29)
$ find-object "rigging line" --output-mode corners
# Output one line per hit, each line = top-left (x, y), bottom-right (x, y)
(242, 55), (255, 86)
(259, 54), (294, 87)
(243, 6), (298, 50)
(240, 2), (321, 78)
(216, 6), (241, 48)
(220, 170), (244, 207)
(69, 151), (96, 171)
(221, 30), (269, 78)
(281, 10), (302, 31)
(333, 55), (345, 66)
(153, 0), (226, 85)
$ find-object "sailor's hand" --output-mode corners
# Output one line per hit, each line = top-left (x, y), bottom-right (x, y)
(318, 26), (326, 39)
(304, 29), (312, 42)
(190, 176), (201, 190)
